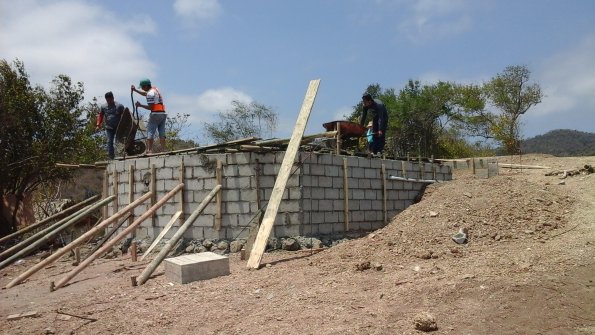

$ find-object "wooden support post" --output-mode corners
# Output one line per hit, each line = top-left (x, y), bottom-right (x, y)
(5, 192), (152, 289)
(215, 159), (223, 231)
(343, 157), (350, 231)
(128, 164), (135, 236)
(381, 163), (387, 225)
(140, 211), (182, 261)
(179, 158), (185, 221)
(401, 160), (407, 178)
(112, 171), (119, 216)
(247, 79), (320, 269)
(103, 170), (108, 220)
(52, 184), (183, 291)
(130, 242), (137, 262)
(254, 159), (261, 210)
(73, 248), (80, 266)
(150, 164), (156, 227)
(336, 121), (342, 155)
(135, 185), (221, 286)
(472, 157), (476, 175)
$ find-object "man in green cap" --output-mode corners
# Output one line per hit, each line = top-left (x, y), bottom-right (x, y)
(131, 78), (167, 154)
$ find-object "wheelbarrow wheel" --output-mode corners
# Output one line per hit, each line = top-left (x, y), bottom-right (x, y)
(126, 140), (146, 156)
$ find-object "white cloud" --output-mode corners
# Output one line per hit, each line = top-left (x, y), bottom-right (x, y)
(167, 87), (253, 138)
(533, 35), (595, 117)
(173, 0), (222, 25)
(397, 0), (473, 43)
(0, 0), (156, 103)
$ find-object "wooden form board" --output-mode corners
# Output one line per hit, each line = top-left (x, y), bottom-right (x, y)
(246, 79), (320, 269)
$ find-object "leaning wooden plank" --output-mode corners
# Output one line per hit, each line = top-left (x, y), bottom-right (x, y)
(140, 210), (182, 261)
(5, 192), (151, 289)
(0, 196), (115, 270)
(51, 184), (183, 291)
(0, 195), (100, 245)
(247, 79), (320, 269)
(499, 163), (551, 169)
(86, 213), (131, 256)
(196, 137), (260, 153)
(134, 184), (221, 286)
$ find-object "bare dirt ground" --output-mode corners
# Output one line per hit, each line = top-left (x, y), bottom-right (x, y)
(1, 154), (594, 335)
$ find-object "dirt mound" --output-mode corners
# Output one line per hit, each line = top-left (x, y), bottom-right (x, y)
(1, 156), (593, 335)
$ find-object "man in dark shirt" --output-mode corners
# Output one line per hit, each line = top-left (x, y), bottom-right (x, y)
(96, 91), (124, 159)
(359, 93), (388, 155)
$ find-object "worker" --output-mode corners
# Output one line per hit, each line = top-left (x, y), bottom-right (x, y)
(131, 78), (167, 154)
(95, 91), (124, 159)
(359, 93), (388, 155)
(366, 121), (374, 156)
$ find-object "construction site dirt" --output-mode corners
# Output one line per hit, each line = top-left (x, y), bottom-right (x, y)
(1, 154), (594, 335)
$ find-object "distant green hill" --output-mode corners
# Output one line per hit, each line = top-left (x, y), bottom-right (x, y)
(521, 129), (595, 156)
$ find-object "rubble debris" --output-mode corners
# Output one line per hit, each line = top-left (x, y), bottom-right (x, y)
(414, 312), (438, 332)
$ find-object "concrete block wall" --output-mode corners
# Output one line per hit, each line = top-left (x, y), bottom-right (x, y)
(104, 152), (452, 241)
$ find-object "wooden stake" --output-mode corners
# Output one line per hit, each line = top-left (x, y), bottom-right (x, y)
(215, 160), (223, 231)
(179, 158), (185, 221)
(150, 164), (156, 227)
(103, 170), (108, 220)
(73, 248), (80, 266)
(130, 242), (137, 262)
(381, 163), (387, 225)
(472, 157), (476, 175)
(401, 160), (407, 178)
(247, 79), (320, 269)
(113, 171), (119, 216)
(343, 157), (350, 231)
(128, 164), (135, 236)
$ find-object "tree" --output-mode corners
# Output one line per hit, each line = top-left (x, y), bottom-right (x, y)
(0, 59), (101, 235)
(483, 65), (542, 154)
(164, 112), (197, 151)
(203, 100), (278, 144)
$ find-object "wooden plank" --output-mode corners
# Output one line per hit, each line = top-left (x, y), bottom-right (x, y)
(381, 163), (387, 225)
(128, 164), (135, 236)
(247, 79), (320, 269)
(179, 158), (185, 221)
(343, 157), (349, 231)
(335, 121), (342, 155)
(253, 131), (336, 146)
(499, 163), (550, 169)
(140, 211), (182, 261)
(150, 164), (156, 226)
(215, 160), (223, 231)
(102, 170), (108, 220)
(112, 171), (118, 216)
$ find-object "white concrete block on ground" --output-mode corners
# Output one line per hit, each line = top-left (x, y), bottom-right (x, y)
(164, 252), (230, 284)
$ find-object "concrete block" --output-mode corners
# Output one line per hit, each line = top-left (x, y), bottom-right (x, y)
(324, 188), (340, 199)
(227, 152), (251, 165)
(352, 189), (365, 200)
(223, 165), (238, 177)
(237, 164), (254, 177)
(364, 168), (379, 179)
(360, 200), (372, 210)
(318, 154), (333, 165)
(194, 214), (215, 227)
(324, 211), (339, 223)
(263, 164), (279, 176)
(311, 187), (326, 200)
(333, 177), (344, 188)
(287, 174), (300, 187)
(318, 176), (333, 187)
(273, 224), (301, 237)
(279, 200), (300, 213)
(319, 223), (334, 235)
(226, 201), (251, 214)
(148, 157), (166, 169)
(259, 176), (276, 188)
(164, 252), (230, 284)
(164, 179), (180, 191)
(239, 189), (256, 202)
(226, 176), (251, 189)
(351, 167), (365, 178)
(346, 156), (360, 167)
(365, 189), (378, 200)
(358, 159), (371, 168)
(274, 152), (286, 164)
(164, 157), (184, 168)
(288, 187), (302, 200)
(310, 164), (325, 176)
(222, 189), (240, 202)
(358, 178), (371, 189)
(324, 165), (340, 177)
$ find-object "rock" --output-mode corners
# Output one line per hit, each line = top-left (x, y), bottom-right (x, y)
(216, 240), (229, 251)
(229, 240), (244, 253)
(185, 245), (195, 253)
(429, 211), (438, 217)
(452, 228), (468, 244)
(414, 312), (438, 332)
(372, 262), (383, 271)
(202, 239), (214, 250)
(281, 238), (300, 251)
(416, 251), (433, 259)
(463, 192), (473, 198)
(355, 261), (371, 271)
(558, 180), (566, 185)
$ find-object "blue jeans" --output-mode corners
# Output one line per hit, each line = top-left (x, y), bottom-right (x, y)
(147, 112), (167, 139)
(106, 128), (116, 159)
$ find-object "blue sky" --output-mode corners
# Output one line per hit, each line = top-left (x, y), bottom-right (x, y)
(1, 0), (594, 144)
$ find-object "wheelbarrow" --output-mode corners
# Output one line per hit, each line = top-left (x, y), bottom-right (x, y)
(322, 120), (367, 138)
(115, 97), (147, 156)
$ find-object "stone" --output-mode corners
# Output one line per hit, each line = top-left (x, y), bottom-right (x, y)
(429, 211), (438, 217)
(229, 240), (244, 253)
(281, 238), (300, 251)
(414, 312), (438, 332)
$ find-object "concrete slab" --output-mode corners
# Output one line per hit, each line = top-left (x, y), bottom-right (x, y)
(164, 252), (230, 284)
